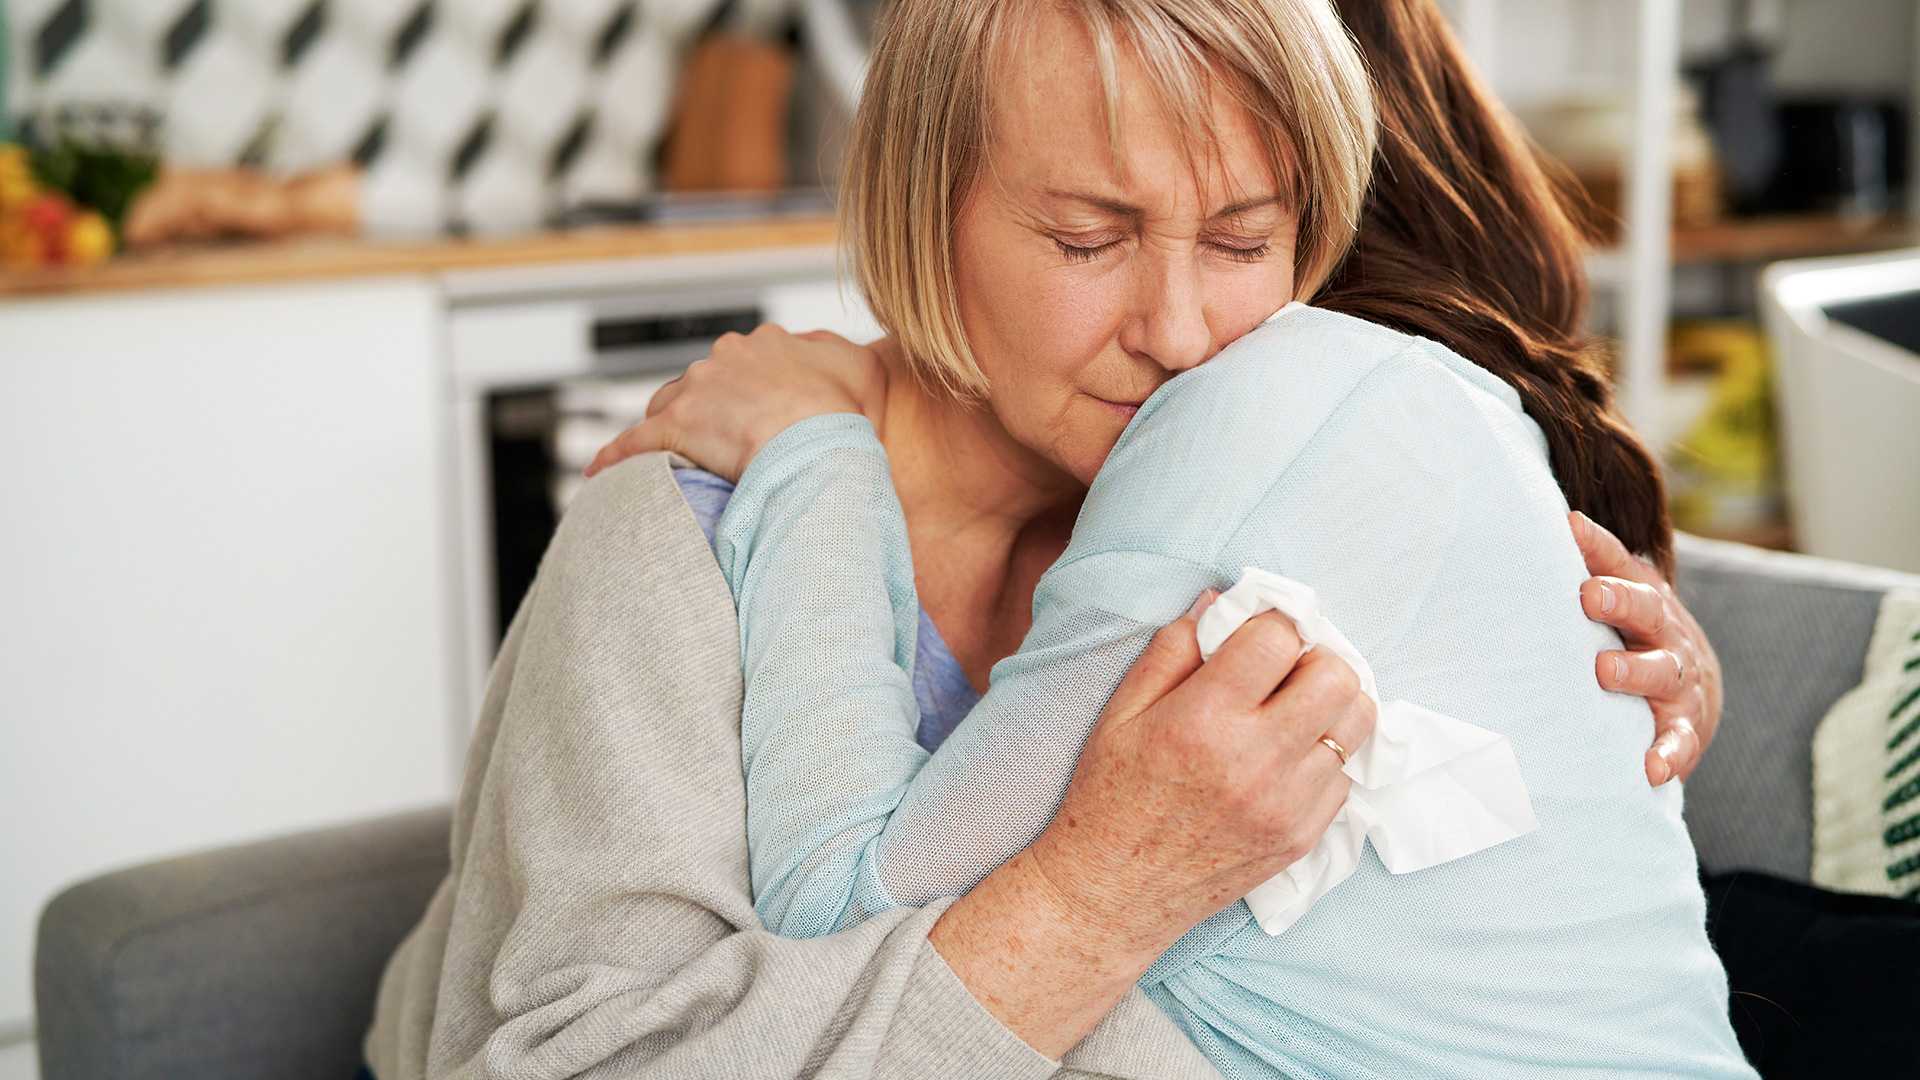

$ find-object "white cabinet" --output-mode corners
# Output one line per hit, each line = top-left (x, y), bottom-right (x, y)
(0, 277), (463, 1030)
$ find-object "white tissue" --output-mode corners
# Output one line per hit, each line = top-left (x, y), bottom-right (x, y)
(1195, 568), (1539, 935)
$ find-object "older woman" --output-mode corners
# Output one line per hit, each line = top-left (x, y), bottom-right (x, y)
(366, 1), (1726, 1077)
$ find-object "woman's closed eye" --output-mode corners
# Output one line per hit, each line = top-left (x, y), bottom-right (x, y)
(1050, 232), (1275, 263)
(1053, 233), (1125, 262)
(1206, 236), (1272, 263)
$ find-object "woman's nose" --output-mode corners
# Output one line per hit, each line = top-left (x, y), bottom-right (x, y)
(1123, 254), (1213, 373)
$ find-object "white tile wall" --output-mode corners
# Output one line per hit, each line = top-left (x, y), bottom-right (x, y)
(13, 0), (727, 233)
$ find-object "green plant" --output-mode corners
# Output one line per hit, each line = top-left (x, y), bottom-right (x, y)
(29, 138), (160, 234)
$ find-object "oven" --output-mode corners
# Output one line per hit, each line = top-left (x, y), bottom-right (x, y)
(442, 246), (880, 705)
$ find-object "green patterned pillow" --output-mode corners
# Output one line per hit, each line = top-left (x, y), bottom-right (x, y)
(1813, 590), (1920, 899)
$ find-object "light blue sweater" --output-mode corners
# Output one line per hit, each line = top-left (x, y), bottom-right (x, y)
(713, 304), (1753, 1078)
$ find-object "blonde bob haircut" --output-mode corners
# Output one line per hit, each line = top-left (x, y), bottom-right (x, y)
(841, 0), (1378, 399)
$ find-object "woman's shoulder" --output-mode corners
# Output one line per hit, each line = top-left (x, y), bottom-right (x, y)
(673, 467), (736, 549)
(1217, 303), (1526, 421)
(1081, 305), (1553, 559)
(1124, 304), (1536, 474)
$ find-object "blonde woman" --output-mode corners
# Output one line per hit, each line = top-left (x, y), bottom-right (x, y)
(366, 1), (1731, 1077)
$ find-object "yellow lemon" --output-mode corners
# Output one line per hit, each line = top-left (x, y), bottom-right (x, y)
(67, 212), (114, 265)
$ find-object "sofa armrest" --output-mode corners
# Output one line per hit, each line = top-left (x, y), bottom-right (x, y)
(1674, 534), (1920, 882)
(35, 806), (450, 1080)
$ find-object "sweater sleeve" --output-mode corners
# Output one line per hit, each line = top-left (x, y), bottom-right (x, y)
(713, 415), (933, 935)
(365, 451), (1060, 1080)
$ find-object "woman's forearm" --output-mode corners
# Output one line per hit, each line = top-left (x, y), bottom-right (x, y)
(929, 848), (1172, 1058)
(715, 415), (931, 936)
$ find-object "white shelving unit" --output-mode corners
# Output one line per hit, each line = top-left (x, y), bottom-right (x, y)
(1617, 0), (1682, 440)
(1913, 3), (1920, 222)
(1448, 0), (1679, 441)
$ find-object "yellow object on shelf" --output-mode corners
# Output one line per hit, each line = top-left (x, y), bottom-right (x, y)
(66, 211), (112, 266)
(1664, 320), (1784, 539)
(0, 144), (34, 212)
(0, 140), (119, 268)
(1, 216), (45, 266)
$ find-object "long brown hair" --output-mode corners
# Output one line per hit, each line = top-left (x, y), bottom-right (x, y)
(1317, 0), (1674, 573)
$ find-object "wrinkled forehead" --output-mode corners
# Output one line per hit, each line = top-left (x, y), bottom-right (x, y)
(978, 1), (1303, 208)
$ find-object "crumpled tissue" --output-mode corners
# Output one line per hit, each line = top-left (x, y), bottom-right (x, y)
(1195, 568), (1539, 935)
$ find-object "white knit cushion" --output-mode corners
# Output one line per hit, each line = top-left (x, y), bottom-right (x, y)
(1812, 589), (1920, 898)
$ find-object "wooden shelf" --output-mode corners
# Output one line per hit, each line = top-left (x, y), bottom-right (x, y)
(1672, 212), (1919, 265)
(1590, 213), (1919, 278)
(1584, 213), (1920, 295)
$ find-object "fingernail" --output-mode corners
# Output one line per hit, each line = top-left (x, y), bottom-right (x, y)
(1650, 753), (1672, 785)
(1186, 590), (1216, 618)
(1610, 655), (1627, 684)
(1597, 582), (1617, 614)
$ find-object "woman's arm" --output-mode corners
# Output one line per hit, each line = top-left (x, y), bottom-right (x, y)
(713, 416), (926, 935)
(367, 453), (1218, 1077)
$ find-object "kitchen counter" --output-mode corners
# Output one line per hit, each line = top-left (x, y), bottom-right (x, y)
(0, 216), (838, 299)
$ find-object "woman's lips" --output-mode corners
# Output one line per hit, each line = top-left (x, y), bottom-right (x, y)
(1089, 394), (1145, 419)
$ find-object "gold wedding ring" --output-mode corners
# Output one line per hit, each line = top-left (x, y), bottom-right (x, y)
(1318, 735), (1350, 766)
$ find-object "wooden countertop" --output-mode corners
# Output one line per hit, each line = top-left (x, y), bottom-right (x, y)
(0, 216), (839, 299)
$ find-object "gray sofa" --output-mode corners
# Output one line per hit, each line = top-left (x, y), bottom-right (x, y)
(32, 535), (1920, 1080)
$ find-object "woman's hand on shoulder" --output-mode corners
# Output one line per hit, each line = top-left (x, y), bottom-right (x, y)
(583, 325), (889, 483)
(1569, 511), (1724, 788)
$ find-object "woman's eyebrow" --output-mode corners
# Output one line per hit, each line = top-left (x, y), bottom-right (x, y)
(1039, 188), (1283, 221)
(1041, 188), (1142, 217)
(1209, 195), (1285, 220)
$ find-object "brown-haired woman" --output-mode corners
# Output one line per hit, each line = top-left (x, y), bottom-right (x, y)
(1320, 0), (1719, 780)
(366, 2), (1736, 1077)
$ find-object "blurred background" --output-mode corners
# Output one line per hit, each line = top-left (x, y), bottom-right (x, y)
(0, 1), (1917, 1075)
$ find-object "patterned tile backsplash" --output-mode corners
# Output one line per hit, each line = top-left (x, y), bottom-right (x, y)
(7, 0), (727, 233)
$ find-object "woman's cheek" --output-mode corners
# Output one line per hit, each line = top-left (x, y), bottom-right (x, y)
(1211, 264), (1295, 335)
(1039, 278), (1120, 362)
